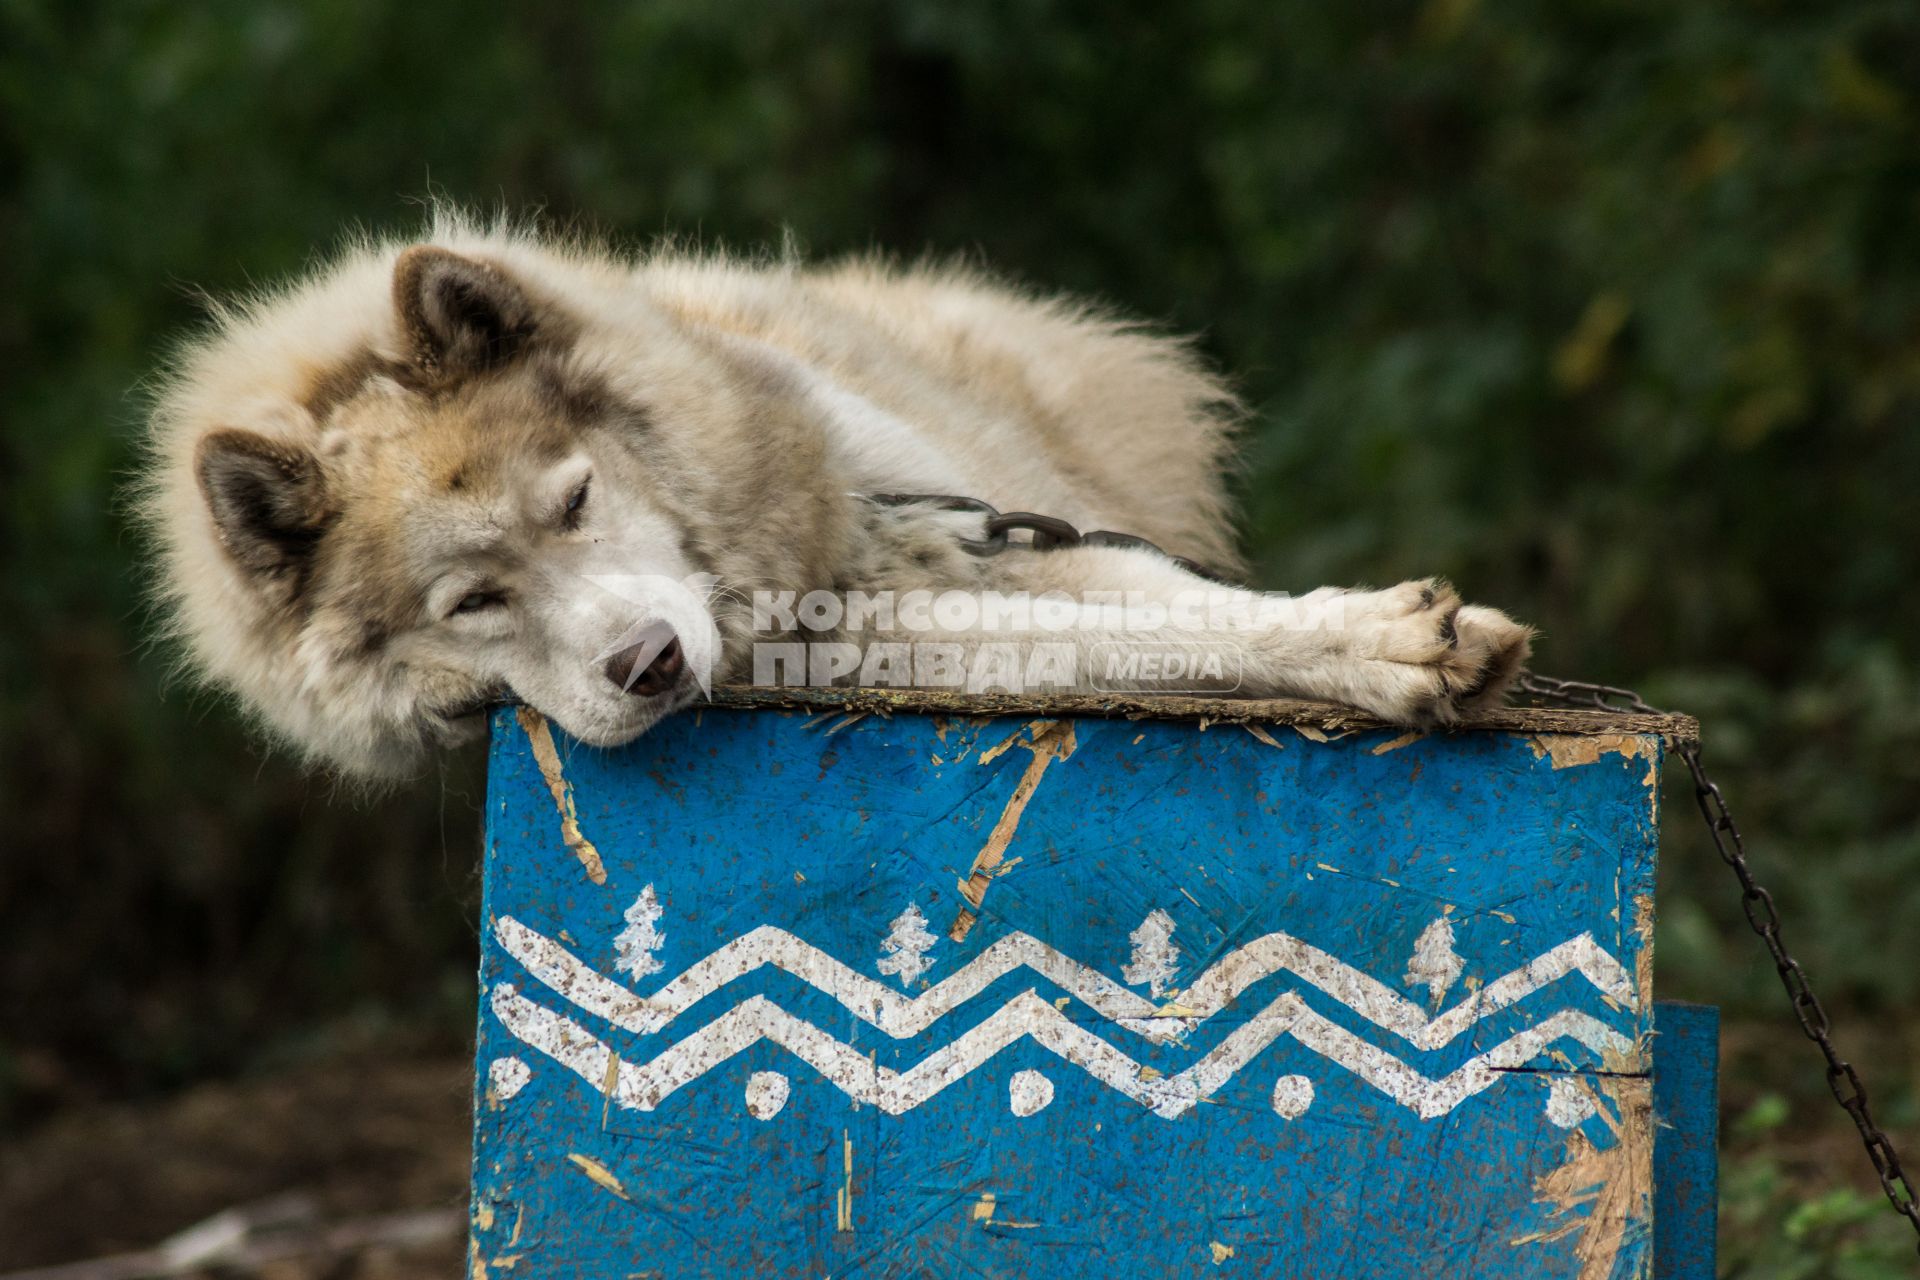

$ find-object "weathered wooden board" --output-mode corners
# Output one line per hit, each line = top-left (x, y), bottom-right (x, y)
(472, 700), (1676, 1278)
(1653, 1002), (1719, 1280)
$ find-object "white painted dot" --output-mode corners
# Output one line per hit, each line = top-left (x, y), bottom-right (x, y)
(1544, 1077), (1597, 1129)
(489, 1056), (531, 1102)
(745, 1070), (790, 1120)
(1271, 1074), (1314, 1118)
(1009, 1069), (1054, 1117)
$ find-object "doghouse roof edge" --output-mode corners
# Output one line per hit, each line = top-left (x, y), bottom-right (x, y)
(706, 685), (1699, 742)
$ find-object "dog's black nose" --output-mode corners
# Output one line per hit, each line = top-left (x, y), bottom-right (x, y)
(604, 634), (685, 696)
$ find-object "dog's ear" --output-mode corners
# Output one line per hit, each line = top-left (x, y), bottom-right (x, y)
(196, 429), (332, 593)
(392, 246), (538, 378)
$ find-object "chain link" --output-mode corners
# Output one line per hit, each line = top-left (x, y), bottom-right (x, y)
(1519, 671), (1920, 1254)
(863, 493), (1225, 580)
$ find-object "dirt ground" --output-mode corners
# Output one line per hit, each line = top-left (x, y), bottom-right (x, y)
(0, 1053), (472, 1277)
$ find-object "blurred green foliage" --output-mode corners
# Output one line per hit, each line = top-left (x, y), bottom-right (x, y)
(1723, 1091), (1920, 1275)
(3, 0), (1918, 1256)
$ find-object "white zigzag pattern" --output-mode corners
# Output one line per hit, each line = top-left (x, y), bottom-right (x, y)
(493, 914), (1637, 1049)
(485, 917), (1642, 1119)
(491, 983), (1632, 1120)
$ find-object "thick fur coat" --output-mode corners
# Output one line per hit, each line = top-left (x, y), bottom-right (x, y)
(140, 213), (1531, 778)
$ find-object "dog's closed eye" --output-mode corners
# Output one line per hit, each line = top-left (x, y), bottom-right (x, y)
(561, 478), (590, 531)
(451, 589), (508, 616)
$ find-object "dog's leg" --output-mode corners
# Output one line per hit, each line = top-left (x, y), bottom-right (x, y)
(827, 545), (1532, 726)
(1028, 546), (1530, 723)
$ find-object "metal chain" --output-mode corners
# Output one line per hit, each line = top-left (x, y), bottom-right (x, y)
(862, 493), (1226, 581)
(1519, 671), (1920, 1254)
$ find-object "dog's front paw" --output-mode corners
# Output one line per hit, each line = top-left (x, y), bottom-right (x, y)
(1329, 579), (1533, 726)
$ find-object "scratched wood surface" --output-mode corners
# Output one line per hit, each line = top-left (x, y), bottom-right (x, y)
(472, 702), (1667, 1279)
(708, 683), (1701, 742)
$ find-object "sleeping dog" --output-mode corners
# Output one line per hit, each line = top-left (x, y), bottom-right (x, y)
(140, 213), (1532, 778)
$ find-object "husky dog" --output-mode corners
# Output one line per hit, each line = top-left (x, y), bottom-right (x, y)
(140, 214), (1532, 779)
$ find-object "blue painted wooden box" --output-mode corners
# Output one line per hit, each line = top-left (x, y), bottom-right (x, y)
(470, 690), (1715, 1279)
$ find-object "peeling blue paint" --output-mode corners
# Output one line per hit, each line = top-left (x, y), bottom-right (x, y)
(470, 705), (1710, 1278)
